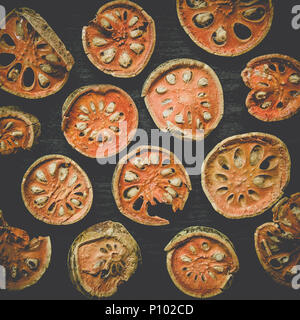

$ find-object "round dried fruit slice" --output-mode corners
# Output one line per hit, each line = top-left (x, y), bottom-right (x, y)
(0, 7), (74, 99)
(82, 0), (156, 78)
(112, 145), (192, 226)
(177, 0), (273, 56)
(21, 155), (93, 225)
(242, 54), (300, 121)
(201, 132), (290, 219)
(255, 222), (300, 287)
(0, 210), (51, 290)
(142, 59), (223, 140)
(0, 106), (40, 155)
(62, 85), (138, 159)
(68, 220), (141, 299)
(273, 193), (300, 240)
(165, 226), (239, 298)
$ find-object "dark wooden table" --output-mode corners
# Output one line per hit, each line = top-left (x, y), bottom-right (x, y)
(1, 0), (300, 300)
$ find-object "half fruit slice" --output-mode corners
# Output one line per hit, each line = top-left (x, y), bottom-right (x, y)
(21, 155), (93, 225)
(0, 7), (74, 99)
(0, 210), (51, 290)
(82, 0), (156, 78)
(165, 226), (239, 298)
(62, 84), (138, 159)
(68, 220), (141, 299)
(242, 54), (300, 121)
(177, 0), (273, 56)
(0, 106), (40, 155)
(201, 132), (290, 219)
(112, 145), (192, 226)
(142, 59), (223, 140)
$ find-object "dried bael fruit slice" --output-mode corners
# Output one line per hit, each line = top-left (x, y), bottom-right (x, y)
(112, 145), (192, 226)
(68, 220), (141, 299)
(21, 155), (93, 225)
(242, 54), (300, 121)
(142, 59), (223, 140)
(0, 210), (51, 290)
(273, 193), (300, 240)
(61, 85), (138, 159)
(165, 226), (239, 298)
(0, 106), (40, 155)
(82, 0), (156, 78)
(201, 132), (290, 219)
(255, 222), (300, 287)
(177, 0), (273, 56)
(0, 7), (74, 99)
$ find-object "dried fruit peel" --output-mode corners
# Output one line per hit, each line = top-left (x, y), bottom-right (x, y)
(21, 154), (93, 225)
(82, 0), (156, 78)
(165, 226), (239, 298)
(242, 54), (300, 121)
(177, 0), (273, 57)
(62, 84), (138, 159)
(0, 7), (74, 99)
(0, 210), (51, 290)
(68, 221), (141, 299)
(112, 145), (192, 226)
(0, 106), (40, 155)
(201, 132), (291, 219)
(142, 59), (223, 140)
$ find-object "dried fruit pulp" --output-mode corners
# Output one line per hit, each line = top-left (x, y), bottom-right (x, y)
(82, 0), (155, 78)
(68, 221), (141, 298)
(165, 226), (239, 298)
(0, 211), (51, 290)
(0, 8), (74, 99)
(255, 222), (300, 287)
(242, 54), (300, 121)
(21, 155), (93, 225)
(202, 133), (290, 219)
(112, 146), (192, 226)
(62, 85), (138, 158)
(177, 0), (273, 56)
(142, 59), (223, 140)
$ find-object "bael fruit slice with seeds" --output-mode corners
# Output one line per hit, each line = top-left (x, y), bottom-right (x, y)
(68, 220), (141, 299)
(177, 0), (273, 56)
(242, 54), (300, 121)
(0, 106), (40, 155)
(21, 154), (93, 225)
(142, 59), (223, 140)
(254, 222), (300, 287)
(0, 210), (51, 290)
(82, 0), (156, 78)
(112, 145), (192, 226)
(0, 7), (74, 99)
(165, 226), (239, 298)
(61, 84), (138, 159)
(201, 132), (290, 219)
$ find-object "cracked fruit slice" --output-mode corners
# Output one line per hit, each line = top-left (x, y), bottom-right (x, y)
(112, 145), (192, 226)
(242, 54), (300, 121)
(273, 193), (300, 240)
(82, 0), (156, 78)
(177, 0), (273, 56)
(0, 210), (51, 290)
(68, 220), (141, 298)
(0, 7), (74, 99)
(21, 154), (93, 225)
(0, 106), (40, 155)
(62, 84), (138, 158)
(201, 132), (290, 219)
(165, 226), (239, 298)
(142, 59), (223, 140)
(255, 222), (300, 287)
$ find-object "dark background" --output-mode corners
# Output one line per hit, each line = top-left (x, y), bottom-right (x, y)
(0, 0), (299, 300)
